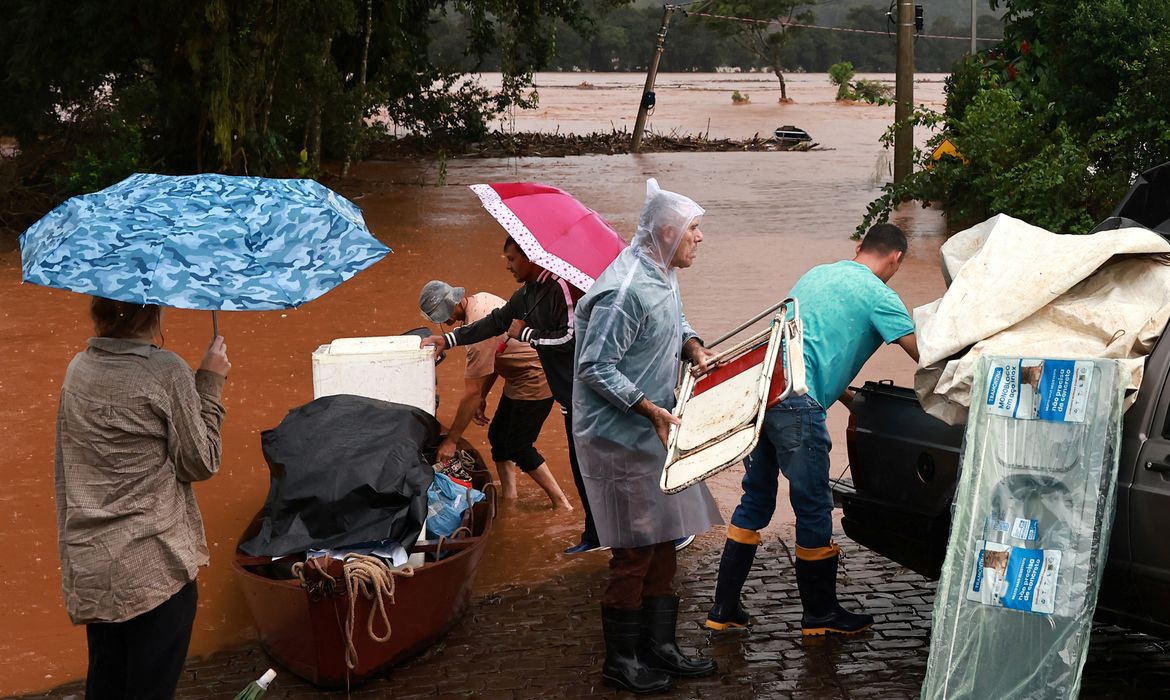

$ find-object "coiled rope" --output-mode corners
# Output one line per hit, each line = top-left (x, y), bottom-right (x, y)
(341, 554), (414, 669)
(293, 553), (415, 669)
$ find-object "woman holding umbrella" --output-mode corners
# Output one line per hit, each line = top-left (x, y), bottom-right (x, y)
(55, 297), (230, 699)
(19, 172), (387, 695)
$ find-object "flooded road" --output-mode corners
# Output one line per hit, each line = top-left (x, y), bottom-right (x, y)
(0, 72), (949, 694)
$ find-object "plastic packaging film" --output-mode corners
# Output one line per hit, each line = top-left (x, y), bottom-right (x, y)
(922, 357), (1127, 699)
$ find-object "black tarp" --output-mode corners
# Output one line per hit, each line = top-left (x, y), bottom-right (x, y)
(239, 394), (439, 557)
(1092, 161), (1170, 235)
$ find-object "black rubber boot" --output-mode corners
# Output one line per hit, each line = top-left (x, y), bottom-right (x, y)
(601, 607), (672, 694)
(640, 597), (718, 678)
(794, 548), (873, 636)
(705, 538), (758, 631)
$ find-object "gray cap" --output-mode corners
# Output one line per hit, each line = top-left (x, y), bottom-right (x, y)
(419, 280), (465, 323)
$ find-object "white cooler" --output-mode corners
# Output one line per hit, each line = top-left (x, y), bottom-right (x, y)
(311, 336), (436, 415)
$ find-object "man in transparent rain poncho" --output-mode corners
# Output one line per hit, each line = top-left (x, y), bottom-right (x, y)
(573, 179), (723, 694)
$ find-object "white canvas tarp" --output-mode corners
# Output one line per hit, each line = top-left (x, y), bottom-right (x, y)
(914, 214), (1170, 425)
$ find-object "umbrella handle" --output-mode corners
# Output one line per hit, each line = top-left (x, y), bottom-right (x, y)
(212, 310), (219, 340)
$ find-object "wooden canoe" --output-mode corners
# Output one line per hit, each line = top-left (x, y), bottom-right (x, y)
(232, 443), (495, 688)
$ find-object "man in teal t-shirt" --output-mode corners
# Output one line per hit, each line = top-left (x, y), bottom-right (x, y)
(706, 223), (919, 637)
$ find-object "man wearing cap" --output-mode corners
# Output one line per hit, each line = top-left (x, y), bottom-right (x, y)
(421, 237), (604, 553)
(419, 280), (572, 509)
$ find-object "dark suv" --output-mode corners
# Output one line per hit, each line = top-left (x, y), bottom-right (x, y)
(833, 162), (1170, 638)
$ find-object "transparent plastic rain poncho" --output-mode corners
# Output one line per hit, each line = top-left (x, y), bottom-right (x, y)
(922, 356), (1126, 700)
(571, 179), (723, 549)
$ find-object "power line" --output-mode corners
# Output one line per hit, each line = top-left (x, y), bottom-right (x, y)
(680, 9), (1001, 43)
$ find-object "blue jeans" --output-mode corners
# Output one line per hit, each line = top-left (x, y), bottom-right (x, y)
(729, 394), (833, 549)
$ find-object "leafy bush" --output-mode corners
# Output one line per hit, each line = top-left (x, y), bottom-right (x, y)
(849, 79), (892, 101)
(55, 117), (144, 197)
(949, 90), (1099, 232)
(857, 0), (1170, 237)
(828, 61), (855, 100)
(731, 90), (750, 104)
(829, 62), (891, 101)
(858, 90), (1103, 236)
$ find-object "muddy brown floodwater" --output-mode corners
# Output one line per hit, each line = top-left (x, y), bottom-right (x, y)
(0, 72), (951, 694)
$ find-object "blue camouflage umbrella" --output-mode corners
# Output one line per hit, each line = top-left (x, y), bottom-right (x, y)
(19, 173), (390, 313)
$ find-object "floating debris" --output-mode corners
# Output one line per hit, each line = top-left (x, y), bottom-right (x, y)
(368, 127), (819, 160)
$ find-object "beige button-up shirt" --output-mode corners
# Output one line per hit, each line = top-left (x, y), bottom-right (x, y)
(54, 337), (225, 624)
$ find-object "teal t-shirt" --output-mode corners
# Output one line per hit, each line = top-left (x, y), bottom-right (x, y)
(789, 260), (915, 410)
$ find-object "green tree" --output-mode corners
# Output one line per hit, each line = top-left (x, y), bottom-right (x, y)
(829, 61), (855, 100)
(692, 1), (815, 100)
(858, 0), (1170, 236)
(0, 0), (594, 180)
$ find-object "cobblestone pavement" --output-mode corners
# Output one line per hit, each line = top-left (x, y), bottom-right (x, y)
(17, 533), (1170, 699)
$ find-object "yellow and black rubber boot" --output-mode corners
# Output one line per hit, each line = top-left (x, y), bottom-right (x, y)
(704, 525), (760, 631)
(794, 543), (873, 636)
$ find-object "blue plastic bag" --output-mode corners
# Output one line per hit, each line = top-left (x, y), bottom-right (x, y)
(425, 473), (485, 539)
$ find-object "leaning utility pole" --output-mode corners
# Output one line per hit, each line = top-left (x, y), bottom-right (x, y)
(631, 5), (676, 153)
(893, 0), (915, 183)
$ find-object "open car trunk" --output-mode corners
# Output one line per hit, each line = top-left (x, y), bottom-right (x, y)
(835, 381), (964, 579)
(835, 378), (1168, 637)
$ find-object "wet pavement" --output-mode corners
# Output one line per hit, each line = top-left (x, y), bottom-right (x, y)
(15, 531), (1170, 699)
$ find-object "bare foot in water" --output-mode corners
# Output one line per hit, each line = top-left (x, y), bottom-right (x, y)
(529, 462), (573, 511)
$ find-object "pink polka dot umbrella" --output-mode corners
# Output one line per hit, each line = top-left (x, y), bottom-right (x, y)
(469, 182), (627, 292)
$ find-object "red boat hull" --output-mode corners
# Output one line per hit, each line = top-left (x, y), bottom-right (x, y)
(232, 443), (494, 687)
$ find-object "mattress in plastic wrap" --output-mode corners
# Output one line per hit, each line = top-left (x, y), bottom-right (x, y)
(922, 356), (1126, 699)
